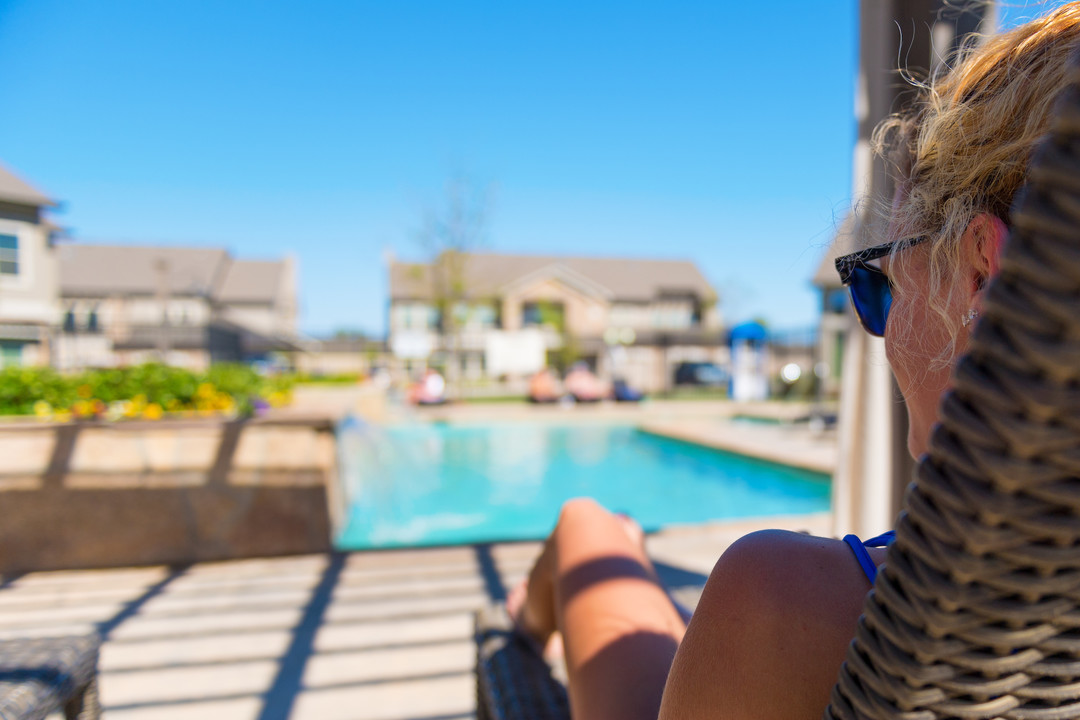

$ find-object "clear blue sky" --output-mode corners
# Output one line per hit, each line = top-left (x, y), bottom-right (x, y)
(0, 1), (1066, 337)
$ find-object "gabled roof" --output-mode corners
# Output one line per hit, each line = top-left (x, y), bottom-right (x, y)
(217, 260), (285, 303)
(500, 263), (616, 300)
(390, 252), (714, 303)
(59, 245), (229, 298)
(0, 162), (55, 208)
(58, 244), (290, 304)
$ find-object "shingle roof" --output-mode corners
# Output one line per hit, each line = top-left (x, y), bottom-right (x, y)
(58, 245), (290, 303)
(217, 260), (284, 303)
(0, 162), (55, 207)
(390, 253), (715, 302)
(59, 245), (230, 297)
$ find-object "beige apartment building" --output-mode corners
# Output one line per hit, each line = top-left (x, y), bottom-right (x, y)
(0, 164), (61, 367)
(0, 161), (302, 371)
(812, 214), (857, 399)
(389, 252), (725, 393)
(56, 245), (301, 370)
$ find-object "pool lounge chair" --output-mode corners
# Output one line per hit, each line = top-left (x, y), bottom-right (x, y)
(0, 633), (101, 720)
(475, 604), (570, 720)
(475, 46), (1080, 720)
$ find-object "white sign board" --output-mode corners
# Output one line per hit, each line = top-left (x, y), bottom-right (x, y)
(485, 329), (546, 376)
(391, 331), (435, 359)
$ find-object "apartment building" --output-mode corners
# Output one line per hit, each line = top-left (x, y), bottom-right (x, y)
(56, 245), (300, 370)
(389, 252), (725, 393)
(0, 163), (61, 367)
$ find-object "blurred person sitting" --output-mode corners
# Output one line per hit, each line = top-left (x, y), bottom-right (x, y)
(410, 368), (446, 406)
(528, 367), (561, 404)
(563, 362), (607, 403)
(612, 376), (644, 403)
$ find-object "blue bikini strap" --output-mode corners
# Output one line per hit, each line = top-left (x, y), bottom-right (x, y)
(843, 533), (880, 584)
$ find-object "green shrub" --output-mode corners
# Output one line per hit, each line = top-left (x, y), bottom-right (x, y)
(0, 367), (76, 416)
(0, 363), (297, 419)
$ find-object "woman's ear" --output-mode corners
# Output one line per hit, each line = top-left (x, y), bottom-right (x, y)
(963, 213), (1009, 293)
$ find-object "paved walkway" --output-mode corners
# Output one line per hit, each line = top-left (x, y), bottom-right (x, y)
(0, 514), (830, 719)
(640, 419), (837, 474)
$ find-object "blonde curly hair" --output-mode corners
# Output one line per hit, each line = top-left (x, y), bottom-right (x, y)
(873, 2), (1080, 364)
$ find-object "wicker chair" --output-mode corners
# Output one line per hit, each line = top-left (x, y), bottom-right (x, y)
(0, 633), (101, 720)
(475, 604), (570, 720)
(824, 46), (1080, 720)
(475, 40), (1080, 720)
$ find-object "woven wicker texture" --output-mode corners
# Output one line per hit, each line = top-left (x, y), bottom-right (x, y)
(475, 604), (571, 720)
(0, 633), (100, 720)
(825, 56), (1080, 720)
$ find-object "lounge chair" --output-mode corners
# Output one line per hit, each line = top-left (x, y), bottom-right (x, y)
(0, 633), (101, 720)
(475, 43), (1080, 720)
(475, 604), (570, 720)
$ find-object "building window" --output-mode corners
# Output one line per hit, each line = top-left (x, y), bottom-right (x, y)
(523, 302), (564, 330)
(473, 304), (497, 328)
(0, 234), (18, 276)
(87, 309), (100, 333)
(0, 341), (21, 368)
(63, 310), (76, 333)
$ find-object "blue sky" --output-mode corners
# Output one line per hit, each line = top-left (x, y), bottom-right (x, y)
(0, 1), (1066, 337)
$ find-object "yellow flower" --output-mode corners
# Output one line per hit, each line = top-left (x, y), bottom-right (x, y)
(143, 403), (163, 420)
(267, 391), (288, 408)
(54, 410), (72, 423)
(33, 400), (52, 418)
(196, 383), (216, 399)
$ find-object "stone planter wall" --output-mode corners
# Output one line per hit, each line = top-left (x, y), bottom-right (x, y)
(0, 416), (339, 574)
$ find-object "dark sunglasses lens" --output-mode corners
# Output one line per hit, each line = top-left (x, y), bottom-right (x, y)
(848, 265), (892, 337)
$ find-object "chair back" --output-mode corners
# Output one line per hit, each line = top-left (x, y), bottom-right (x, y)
(826, 48), (1080, 720)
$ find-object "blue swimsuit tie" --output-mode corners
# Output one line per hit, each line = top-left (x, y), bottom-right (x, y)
(842, 531), (895, 584)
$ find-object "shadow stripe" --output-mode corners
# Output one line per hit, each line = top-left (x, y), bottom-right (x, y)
(97, 565), (189, 639)
(104, 607), (476, 646)
(101, 636), (472, 675)
(255, 552), (346, 720)
(473, 544), (506, 602)
(103, 669), (473, 713)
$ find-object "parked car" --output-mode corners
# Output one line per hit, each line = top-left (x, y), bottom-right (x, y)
(673, 362), (728, 387)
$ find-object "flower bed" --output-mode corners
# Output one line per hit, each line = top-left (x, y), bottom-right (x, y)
(0, 363), (294, 420)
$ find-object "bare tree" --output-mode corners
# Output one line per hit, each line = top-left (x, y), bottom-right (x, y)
(416, 175), (492, 397)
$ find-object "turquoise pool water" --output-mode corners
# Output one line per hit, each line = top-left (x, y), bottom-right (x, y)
(336, 422), (831, 549)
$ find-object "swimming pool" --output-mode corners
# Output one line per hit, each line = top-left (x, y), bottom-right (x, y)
(335, 422), (831, 549)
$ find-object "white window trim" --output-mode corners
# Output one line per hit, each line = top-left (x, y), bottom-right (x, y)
(0, 218), (35, 291)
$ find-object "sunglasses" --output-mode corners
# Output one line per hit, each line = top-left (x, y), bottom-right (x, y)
(834, 237), (928, 337)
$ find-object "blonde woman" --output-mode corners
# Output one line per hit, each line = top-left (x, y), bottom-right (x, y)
(506, 6), (1080, 719)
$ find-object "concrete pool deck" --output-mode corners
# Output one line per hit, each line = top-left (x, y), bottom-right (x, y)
(0, 513), (830, 720)
(639, 419), (837, 475)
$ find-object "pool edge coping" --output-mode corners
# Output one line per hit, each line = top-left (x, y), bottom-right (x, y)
(637, 422), (836, 476)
